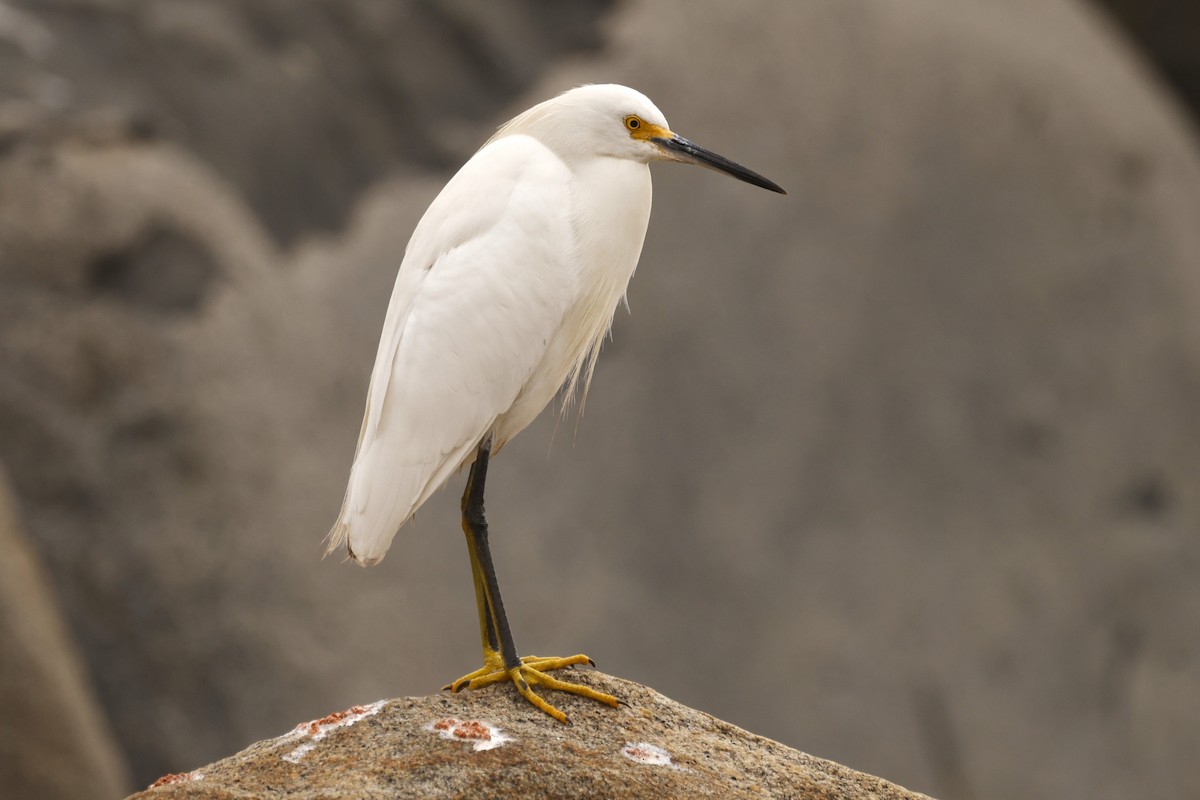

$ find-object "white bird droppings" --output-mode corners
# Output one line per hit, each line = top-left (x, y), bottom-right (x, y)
(426, 717), (512, 752)
(621, 742), (685, 770)
(281, 742), (315, 764)
(278, 700), (387, 763)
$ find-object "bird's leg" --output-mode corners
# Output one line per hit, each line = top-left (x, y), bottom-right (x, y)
(445, 439), (620, 723)
(457, 438), (513, 675)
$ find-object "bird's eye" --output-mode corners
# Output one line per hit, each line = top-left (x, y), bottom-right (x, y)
(624, 116), (642, 131)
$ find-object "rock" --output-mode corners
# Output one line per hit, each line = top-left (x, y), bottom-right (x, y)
(126, 672), (932, 800)
(0, 462), (131, 799)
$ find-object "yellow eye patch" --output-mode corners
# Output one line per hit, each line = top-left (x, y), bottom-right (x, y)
(624, 115), (670, 141)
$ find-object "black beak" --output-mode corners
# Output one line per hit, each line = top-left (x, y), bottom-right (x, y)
(654, 134), (786, 194)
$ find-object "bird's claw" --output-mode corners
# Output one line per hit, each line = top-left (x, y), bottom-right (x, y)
(444, 653), (619, 723)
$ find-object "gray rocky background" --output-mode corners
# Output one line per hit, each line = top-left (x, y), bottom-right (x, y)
(1, 1), (1198, 798)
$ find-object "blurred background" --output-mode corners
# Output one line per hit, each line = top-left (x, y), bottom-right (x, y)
(2, 1), (1199, 798)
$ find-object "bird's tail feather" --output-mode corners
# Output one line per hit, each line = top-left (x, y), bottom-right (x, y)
(322, 517), (351, 561)
(323, 435), (487, 567)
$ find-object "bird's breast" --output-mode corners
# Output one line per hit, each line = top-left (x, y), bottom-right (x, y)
(493, 158), (652, 443)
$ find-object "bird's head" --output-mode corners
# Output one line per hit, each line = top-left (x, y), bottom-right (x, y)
(495, 84), (786, 195)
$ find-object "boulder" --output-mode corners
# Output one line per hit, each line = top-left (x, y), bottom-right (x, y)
(126, 672), (932, 800)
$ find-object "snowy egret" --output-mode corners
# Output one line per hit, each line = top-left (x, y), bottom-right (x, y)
(327, 84), (785, 722)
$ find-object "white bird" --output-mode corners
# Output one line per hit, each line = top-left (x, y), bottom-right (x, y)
(327, 83), (784, 722)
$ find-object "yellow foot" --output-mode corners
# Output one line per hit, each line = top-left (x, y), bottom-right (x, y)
(444, 653), (621, 723)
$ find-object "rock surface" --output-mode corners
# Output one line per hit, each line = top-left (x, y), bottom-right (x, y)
(126, 672), (932, 800)
(0, 463), (131, 799)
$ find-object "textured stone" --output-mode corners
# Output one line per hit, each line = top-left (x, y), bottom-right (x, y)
(127, 673), (932, 800)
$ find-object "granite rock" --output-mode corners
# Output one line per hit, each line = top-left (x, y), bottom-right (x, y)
(128, 672), (932, 800)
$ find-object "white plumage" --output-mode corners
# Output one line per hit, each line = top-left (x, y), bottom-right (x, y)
(328, 85), (658, 564)
(327, 83), (784, 567)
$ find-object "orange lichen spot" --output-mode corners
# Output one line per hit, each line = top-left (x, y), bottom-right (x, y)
(426, 717), (510, 751)
(149, 771), (200, 788)
(452, 720), (492, 741)
(280, 700), (387, 764)
(309, 709), (350, 733)
(295, 701), (386, 737)
(430, 717), (491, 740)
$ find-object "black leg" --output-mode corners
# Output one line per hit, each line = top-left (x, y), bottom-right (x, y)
(446, 437), (622, 722)
(461, 439), (520, 670)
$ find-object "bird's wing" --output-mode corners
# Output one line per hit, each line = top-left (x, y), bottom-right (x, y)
(328, 135), (577, 565)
